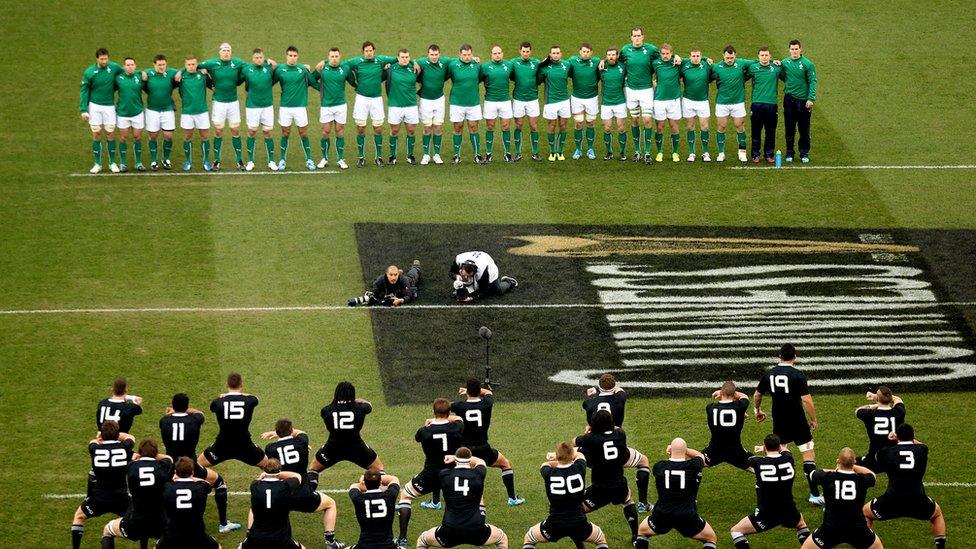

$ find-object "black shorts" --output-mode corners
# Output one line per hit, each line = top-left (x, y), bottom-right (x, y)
(81, 491), (130, 518)
(241, 539), (302, 549)
(870, 494), (936, 521)
(810, 523), (877, 549)
(435, 524), (492, 548)
(702, 444), (753, 470)
(289, 485), (323, 513)
(855, 453), (882, 473)
(774, 422), (813, 447)
(120, 513), (165, 540)
(314, 440), (378, 469)
(647, 508), (707, 538)
(582, 479), (630, 511)
(203, 438), (266, 466)
(540, 517), (593, 543)
(469, 444), (500, 466)
(408, 467), (443, 496)
(748, 504), (802, 532)
(155, 534), (219, 549)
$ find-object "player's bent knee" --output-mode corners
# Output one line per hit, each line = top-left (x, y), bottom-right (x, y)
(573, 113), (584, 122)
(104, 124), (116, 133)
(316, 493), (336, 510)
(90, 125), (102, 134)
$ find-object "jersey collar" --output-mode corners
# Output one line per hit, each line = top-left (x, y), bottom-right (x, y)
(277, 435), (294, 441)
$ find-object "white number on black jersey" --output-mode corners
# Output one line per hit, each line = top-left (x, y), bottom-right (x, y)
(664, 470), (686, 490)
(276, 444), (300, 465)
(453, 476), (470, 496)
(834, 479), (857, 500)
(93, 448), (128, 468)
(549, 474), (585, 495)
(596, 402), (611, 413)
(711, 408), (738, 427)
(433, 433), (448, 452)
(138, 466), (156, 486)
(873, 416), (896, 436)
(99, 406), (121, 425)
(175, 488), (193, 509)
(364, 498), (388, 518)
(464, 409), (483, 427)
(602, 440), (619, 460)
(332, 411), (354, 429)
(899, 450), (915, 470)
(758, 463), (795, 482)
(223, 401), (245, 420)
(769, 375), (789, 393)
(171, 422), (185, 441)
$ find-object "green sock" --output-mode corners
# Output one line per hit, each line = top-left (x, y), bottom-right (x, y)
(246, 137), (255, 161)
(149, 140), (158, 162)
(389, 135), (398, 158)
(603, 132), (612, 153)
(618, 131), (627, 154)
(470, 133), (481, 156)
(133, 141), (142, 165)
(643, 128), (653, 155)
(501, 130), (511, 153)
(687, 130), (696, 154)
(654, 131), (664, 153)
(119, 142), (128, 165)
(406, 135), (415, 157)
(585, 127), (595, 149)
(280, 135), (289, 160)
(301, 135), (311, 161)
(335, 137), (344, 158)
(372, 134), (383, 159)
(630, 125), (640, 151)
(321, 137), (330, 160)
(574, 128), (583, 151)
(700, 130), (709, 153)
(356, 134), (366, 158)
(213, 136), (223, 162)
(717, 132), (726, 153)
(514, 128), (522, 153)
(163, 138), (172, 160)
(106, 140), (116, 163)
(433, 134), (442, 154)
(530, 130), (539, 154)
(452, 133), (462, 155)
(422, 134), (431, 155)
(201, 140), (210, 162)
(671, 133), (680, 153)
(264, 137), (274, 162)
(232, 135), (242, 162)
(558, 131), (567, 153)
(183, 141), (191, 162)
(92, 140), (102, 164)
(547, 132), (555, 152)
(737, 131), (746, 149)
(485, 130), (494, 154)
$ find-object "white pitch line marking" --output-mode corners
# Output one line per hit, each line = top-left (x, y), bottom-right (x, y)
(69, 170), (340, 177)
(2, 302), (974, 316)
(728, 164), (976, 171)
(43, 489), (347, 499)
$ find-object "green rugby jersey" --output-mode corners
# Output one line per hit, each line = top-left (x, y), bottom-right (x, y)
(651, 57), (681, 101)
(746, 62), (783, 105)
(143, 68), (178, 111)
(599, 61), (626, 105)
(619, 43), (660, 90)
(347, 55), (397, 98)
(537, 59), (570, 104)
(509, 56), (541, 101)
(114, 71), (145, 117)
(780, 55), (817, 101)
(679, 60), (711, 101)
(446, 59), (481, 107)
(710, 58), (755, 105)
(416, 57), (453, 100)
(178, 70), (211, 115)
(567, 55), (599, 99)
(274, 64), (313, 108)
(200, 57), (244, 102)
(385, 62), (419, 107)
(241, 62), (274, 108)
(480, 60), (513, 102)
(80, 61), (122, 111)
(313, 62), (352, 107)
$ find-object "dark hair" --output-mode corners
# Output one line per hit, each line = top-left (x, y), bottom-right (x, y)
(465, 379), (481, 397)
(428, 44), (440, 53)
(154, 54), (167, 62)
(631, 27), (643, 34)
(780, 343), (796, 361)
(580, 42), (592, 51)
(286, 46), (298, 54)
(175, 456), (195, 477)
(275, 418), (293, 437)
(138, 439), (159, 458)
(364, 468), (382, 489)
(690, 47), (701, 54)
(758, 46), (770, 54)
(227, 372), (242, 389)
(252, 48), (263, 55)
(329, 47), (340, 54)
(460, 44), (472, 53)
(723, 45), (736, 55)
(95, 48), (109, 58)
(896, 423), (915, 442)
(519, 42), (532, 50)
(456, 447), (472, 459)
(550, 45), (561, 51)
(433, 397), (452, 417)
(598, 373), (615, 391)
(877, 386), (894, 405)
(763, 433), (781, 451)
(123, 57), (135, 63)
(591, 410), (613, 432)
(100, 420), (120, 440)
(398, 48), (409, 55)
(789, 39), (802, 47)
(172, 393), (189, 413)
(263, 458), (282, 474)
(606, 48), (618, 55)
(112, 378), (127, 396)
(184, 55), (197, 62)
(334, 381), (356, 403)
(362, 41), (375, 51)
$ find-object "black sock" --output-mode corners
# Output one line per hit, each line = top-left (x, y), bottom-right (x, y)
(574, 540), (584, 549)
(324, 530), (335, 542)
(636, 466), (650, 504)
(397, 503), (411, 539)
(214, 475), (228, 525)
(431, 487), (440, 504)
(935, 535), (946, 549)
(71, 525), (84, 549)
(732, 533), (749, 549)
(307, 470), (320, 490)
(101, 535), (115, 549)
(634, 536), (648, 549)
(702, 543), (717, 549)
(140, 538), (149, 549)
(803, 461), (819, 496)
(623, 503), (639, 537)
(797, 527), (811, 544)
(502, 468), (516, 499)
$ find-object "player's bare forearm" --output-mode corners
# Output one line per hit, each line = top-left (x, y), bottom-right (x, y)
(851, 464), (875, 477)
(381, 474), (399, 486)
(685, 448), (703, 459)
(802, 395), (817, 423)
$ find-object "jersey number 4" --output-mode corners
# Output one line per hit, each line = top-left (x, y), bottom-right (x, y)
(453, 476), (470, 496)
(99, 406), (121, 425)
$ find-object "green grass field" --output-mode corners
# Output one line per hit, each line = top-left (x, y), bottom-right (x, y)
(2, 1), (976, 547)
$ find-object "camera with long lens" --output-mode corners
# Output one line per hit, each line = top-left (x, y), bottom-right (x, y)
(347, 291), (375, 307)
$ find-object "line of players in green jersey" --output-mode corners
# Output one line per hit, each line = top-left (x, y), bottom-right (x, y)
(78, 29), (816, 174)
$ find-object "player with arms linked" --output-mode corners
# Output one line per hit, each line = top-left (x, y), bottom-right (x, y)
(804, 448), (882, 549)
(310, 381), (385, 485)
